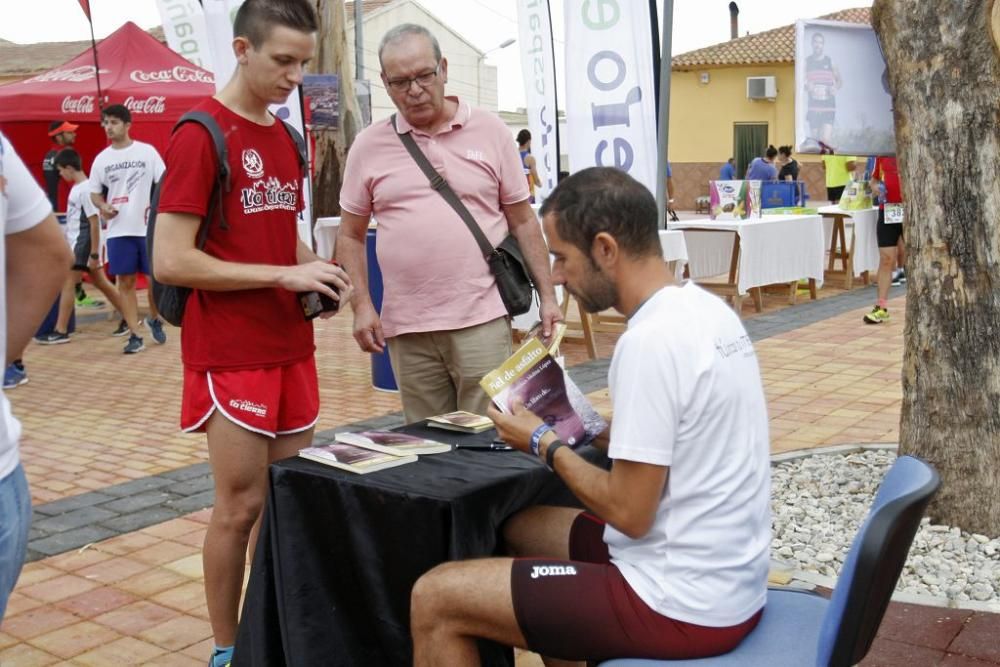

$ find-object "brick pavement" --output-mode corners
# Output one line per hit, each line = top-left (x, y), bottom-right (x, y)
(2, 281), (998, 666)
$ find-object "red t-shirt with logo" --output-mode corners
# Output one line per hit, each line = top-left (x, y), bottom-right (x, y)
(156, 98), (312, 372)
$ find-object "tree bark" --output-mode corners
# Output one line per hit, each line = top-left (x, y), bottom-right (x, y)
(310, 0), (363, 218)
(872, 0), (1000, 535)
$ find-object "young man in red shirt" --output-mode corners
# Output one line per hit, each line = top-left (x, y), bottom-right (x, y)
(864, 156), (904, 324)
(151, 2), (351, 665)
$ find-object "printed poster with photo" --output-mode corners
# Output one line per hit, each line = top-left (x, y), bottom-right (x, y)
(794, 20), (896, 156)
(303, 74), (340, 130)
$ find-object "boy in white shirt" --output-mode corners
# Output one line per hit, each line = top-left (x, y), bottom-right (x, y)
(36, 149), (124, 345)
(89, 104), (166, 354)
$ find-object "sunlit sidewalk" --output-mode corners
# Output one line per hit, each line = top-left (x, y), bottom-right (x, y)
(4, 281), (996, 666)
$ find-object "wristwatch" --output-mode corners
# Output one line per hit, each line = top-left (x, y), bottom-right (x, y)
(89, 253), (99, 260)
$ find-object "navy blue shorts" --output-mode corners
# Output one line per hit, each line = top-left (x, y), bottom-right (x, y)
(106, 235), (149, 276)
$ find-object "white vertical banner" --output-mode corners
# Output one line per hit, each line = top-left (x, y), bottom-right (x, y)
(563, 1), (658, 196)
(200, 0), (241, 91)
(516, 0), (558, 202)
(155, 0), (216, 72)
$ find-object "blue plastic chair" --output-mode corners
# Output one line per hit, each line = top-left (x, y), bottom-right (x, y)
(600, 455), (940, 667)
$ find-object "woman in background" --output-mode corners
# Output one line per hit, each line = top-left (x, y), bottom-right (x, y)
(777, 145), (799, 182)
(517, 129), (542, 204)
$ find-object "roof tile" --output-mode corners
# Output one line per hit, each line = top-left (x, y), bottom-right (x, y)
(672, 7), (871, 69)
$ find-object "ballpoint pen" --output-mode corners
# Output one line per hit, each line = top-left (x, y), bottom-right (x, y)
(453, 442), (514, 451)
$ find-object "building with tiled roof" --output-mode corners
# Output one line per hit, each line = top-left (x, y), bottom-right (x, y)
(672, 8), (871, 70)
(667, 6), (871, 209)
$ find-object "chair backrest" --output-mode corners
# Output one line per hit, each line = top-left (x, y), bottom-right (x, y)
(815, 455), (940, 667)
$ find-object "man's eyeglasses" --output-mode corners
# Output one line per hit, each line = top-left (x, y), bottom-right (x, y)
(385, 65), (440, 92)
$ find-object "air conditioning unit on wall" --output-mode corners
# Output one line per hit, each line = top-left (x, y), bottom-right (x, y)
(747, 76), (777, 100)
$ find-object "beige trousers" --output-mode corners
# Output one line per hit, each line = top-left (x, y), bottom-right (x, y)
(387, 317), (512, 423)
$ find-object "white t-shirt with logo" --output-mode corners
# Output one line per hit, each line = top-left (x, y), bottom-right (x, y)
(88, 140), (165, 239)
(65, 180), (98, 248)
(0, 133), (53, 480)
(605, 282), (771, 627)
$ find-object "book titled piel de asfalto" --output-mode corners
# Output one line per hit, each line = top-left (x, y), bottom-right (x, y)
(480, 338), (606, 447)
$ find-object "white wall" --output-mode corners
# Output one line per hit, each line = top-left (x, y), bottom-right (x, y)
(346, 1), (499, 123)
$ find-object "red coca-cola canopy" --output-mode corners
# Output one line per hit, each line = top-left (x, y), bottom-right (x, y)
(0, 21), (216, 123)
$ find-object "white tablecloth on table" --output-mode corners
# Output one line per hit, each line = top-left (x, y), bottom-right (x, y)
(818, 205), (880, 274)
(668, 214), (826, 295)
(659, 229), (688, 276)
(314, 216), (341, 260)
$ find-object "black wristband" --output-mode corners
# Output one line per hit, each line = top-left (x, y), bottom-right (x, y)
(545, 439), (566, 471)
(89, 253), (99, 260)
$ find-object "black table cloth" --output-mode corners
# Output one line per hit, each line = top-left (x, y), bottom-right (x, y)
(233, 423), (602, 666)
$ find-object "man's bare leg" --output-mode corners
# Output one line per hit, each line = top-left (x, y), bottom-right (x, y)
(116, 272), (142, 333)
(246, 427), (315, 567)
(202, 412), (271, 646)
(87, 267), (124, 315)
(412, 506), (584, 667)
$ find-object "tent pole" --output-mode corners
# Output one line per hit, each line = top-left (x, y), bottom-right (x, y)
(85, 5), (104, 115)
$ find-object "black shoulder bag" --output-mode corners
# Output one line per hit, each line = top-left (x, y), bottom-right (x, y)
(391, 114), (535, 317)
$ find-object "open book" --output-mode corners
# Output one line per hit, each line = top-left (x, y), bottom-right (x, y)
(480, 337), (606, 447)
(426, 410), (494, 434)
(335, 430), (451, 455)
(298, 442), (416, 474)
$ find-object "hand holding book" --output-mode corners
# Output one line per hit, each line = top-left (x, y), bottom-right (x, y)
(487, 397), (557, 456)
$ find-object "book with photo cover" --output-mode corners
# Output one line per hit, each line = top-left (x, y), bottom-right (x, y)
(480, 337), (607, 447)
(426, 410), (494, 434)
(298, 442), (417, 474)
(335, 430), (451, 455)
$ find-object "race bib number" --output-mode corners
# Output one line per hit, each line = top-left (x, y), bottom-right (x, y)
(885, 203), (904, 225)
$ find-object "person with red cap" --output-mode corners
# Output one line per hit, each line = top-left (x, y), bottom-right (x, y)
(43, 121), (78, 211)
(43, 120), (102, 309)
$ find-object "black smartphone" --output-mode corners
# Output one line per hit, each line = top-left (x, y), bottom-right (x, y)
(300, 284), (340, 320)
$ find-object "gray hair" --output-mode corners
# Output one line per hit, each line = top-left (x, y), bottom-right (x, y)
(378, 24), (442, 68)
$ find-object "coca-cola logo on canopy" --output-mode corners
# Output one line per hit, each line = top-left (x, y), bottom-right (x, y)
(129, 66), (214, 85)
(61, 95), (96, 114)
(123, 96), (167, 114)
(26, 66), (109, 84)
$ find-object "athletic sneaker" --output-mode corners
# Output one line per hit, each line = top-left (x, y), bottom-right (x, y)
(75, 294), (104, 308)
(111, 319), (129, 337)
(36, 331), (70, 345)
(891, 268), (906, 285)
(146, 317), (167, 345)
(863, 305), (890, 324)
(209, 646), (233, 667)
(3, 363), (27, 389)
(123, 334), (145, 354)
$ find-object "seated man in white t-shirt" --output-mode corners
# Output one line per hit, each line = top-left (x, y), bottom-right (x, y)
(409, 167), (772, 666)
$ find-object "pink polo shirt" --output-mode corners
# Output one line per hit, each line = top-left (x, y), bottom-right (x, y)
(340, 98), (530, 338)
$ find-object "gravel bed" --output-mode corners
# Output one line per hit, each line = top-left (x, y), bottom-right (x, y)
(771, 449), (1000, 603)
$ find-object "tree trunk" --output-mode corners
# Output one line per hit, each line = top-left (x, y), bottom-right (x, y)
(872, 0), (1000, 535)
(310, 0), (363, 218)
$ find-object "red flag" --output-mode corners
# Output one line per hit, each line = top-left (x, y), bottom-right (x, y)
(78, 0), (91, 20)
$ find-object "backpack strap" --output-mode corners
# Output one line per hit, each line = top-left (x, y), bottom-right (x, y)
(277, 119), (308, 176)
(173, 111), (231, 234)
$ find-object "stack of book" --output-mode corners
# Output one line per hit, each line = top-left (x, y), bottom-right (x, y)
(299, 430), (449, 474)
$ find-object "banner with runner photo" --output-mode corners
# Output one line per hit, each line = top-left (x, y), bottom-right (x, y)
(795, 19), (895, 156)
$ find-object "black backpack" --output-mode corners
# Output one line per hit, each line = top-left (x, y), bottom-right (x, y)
(147, 110), (307, 326)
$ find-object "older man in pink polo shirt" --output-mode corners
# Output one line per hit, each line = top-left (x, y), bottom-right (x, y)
(338, 23), (561, 422)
